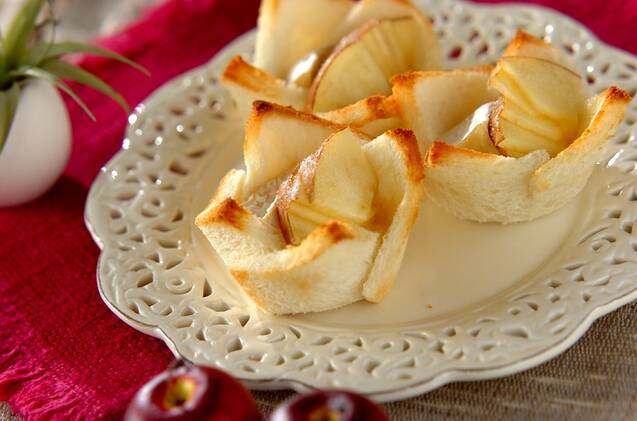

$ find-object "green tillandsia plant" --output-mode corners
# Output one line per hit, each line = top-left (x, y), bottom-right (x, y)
(0, 0), (148, 154)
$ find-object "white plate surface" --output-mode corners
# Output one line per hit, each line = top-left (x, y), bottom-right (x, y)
(86, 0), (637, 402)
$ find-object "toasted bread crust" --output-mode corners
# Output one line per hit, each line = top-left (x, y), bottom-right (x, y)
(230, 269), (268, 309)
(208, 170), (243, 206)
(568, 87), (631, 148)
(531, 86), (632, 192)
(320, 95), (402, 133)
(250, 100), (337, 124)
(388, 128), (425, 182)
(252, 221), (359, 275)
(221, 56), (288, 96)
(244, 101), (345, 160)
(391, 64), (495, 89)
(246, 101), (342, 133)
(195, 198), (249, 229)
(360, 95), (398, 118)
(251, 100), (277, 115)
(503, 30), (547, 55)
(608, 85), (633, 102)
(427, 141), (496, 166)
(366, 276), (393, 302)
(230, 269), (249, 283)
(261, 0), (279, 16)
(321, 220), (355, 243)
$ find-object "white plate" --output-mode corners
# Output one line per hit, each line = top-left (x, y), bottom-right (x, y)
(86, 0), (637, 402)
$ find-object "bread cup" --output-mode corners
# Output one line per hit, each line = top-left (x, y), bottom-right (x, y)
(393, 31), (631, 223)
(196, 101), (424, 314)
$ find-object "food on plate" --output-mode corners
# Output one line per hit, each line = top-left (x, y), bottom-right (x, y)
(124, 362), (260, 421)
(196, 102), (424, 314)
(390, 31), (631, 223)
(221, 56), (306, 127)
(269, 390), (388, 421)
(317, 95), (403, 137)
(242, 101), (344, 194)
(254, 0), (352, 79)
(307, 16), (439, 113)
(501, 30), (577, 72)
(489, 56), (586, 157)
(275, 129), (378, 245)
(288, 46), (334, 88)
(392, 65), (499, 148)
(201, 9), (630, 315)
(254, 0), (438, 79)
(425, 86), (629, 223)
(440, 102), (500, 154)
(221, 0), (440, 123)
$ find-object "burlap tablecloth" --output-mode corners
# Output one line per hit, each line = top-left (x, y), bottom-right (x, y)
(255, 302), (637, 419)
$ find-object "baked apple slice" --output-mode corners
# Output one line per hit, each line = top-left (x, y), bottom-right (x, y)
(495, 98), (564, 140)
(287, 46), (334, 88)
(307, 16), (437, 113)
(488, 56), (586, 157)
(254, 0), (352, 79)
(490, 109), (565, 158)
(276, 129), (377, 245)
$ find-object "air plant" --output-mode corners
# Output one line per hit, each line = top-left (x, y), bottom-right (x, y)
(0, 0), (148, 153)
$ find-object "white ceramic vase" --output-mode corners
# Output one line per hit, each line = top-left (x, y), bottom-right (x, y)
(0, 79), (72, 207)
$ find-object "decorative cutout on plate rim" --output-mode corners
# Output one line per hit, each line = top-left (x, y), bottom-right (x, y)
(86, 0), (637, 402)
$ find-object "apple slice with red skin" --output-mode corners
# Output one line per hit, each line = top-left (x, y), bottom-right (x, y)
(270, 390), (387, 421)
(276, 128), (377, 245)
(307, 16), (435, 113)
(125, 362), (261, 421)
